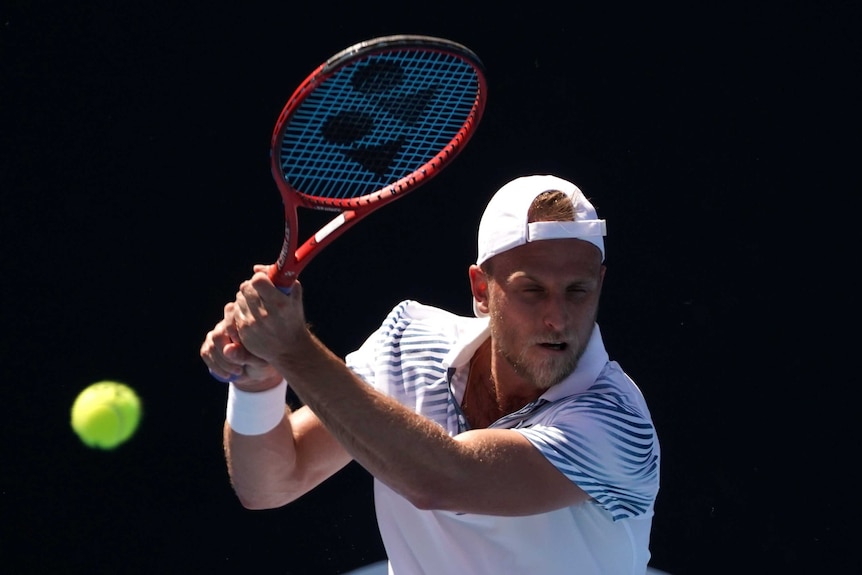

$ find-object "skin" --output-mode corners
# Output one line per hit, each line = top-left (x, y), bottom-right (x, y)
(200, 238), (605, 516)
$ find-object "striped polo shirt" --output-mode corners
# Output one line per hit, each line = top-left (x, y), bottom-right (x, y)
(346, 300), (660, 574)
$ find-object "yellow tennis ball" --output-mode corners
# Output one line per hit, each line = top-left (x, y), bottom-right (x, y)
(71, 381), (142, 450)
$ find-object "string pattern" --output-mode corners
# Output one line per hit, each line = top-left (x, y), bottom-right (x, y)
(277, 48), (482, 202)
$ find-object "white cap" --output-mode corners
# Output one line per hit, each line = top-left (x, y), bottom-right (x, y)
(476, 175), (606, 265)
(473, 175), (607, 317)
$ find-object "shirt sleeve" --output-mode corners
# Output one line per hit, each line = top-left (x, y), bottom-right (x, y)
(515, 391), (659, 521)
(345, 300), (412, 389)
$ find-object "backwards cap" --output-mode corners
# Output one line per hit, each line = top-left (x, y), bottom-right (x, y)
(476, 174), (606, 266)
(473, 175), (606, 318)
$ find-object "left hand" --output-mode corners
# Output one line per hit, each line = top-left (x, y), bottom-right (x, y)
(200, 300), (282, 390)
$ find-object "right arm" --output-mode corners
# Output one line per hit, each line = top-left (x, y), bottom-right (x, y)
(201, 297), (352, 509)
(223, 403), (352, 510)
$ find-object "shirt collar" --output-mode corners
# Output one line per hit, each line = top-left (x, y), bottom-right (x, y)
(442, 317), (490, 370)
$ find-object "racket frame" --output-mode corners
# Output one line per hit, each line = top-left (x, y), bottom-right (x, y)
(268, 35), (487, 288)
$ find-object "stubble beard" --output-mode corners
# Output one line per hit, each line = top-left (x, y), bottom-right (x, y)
(490, 312), (580, 391)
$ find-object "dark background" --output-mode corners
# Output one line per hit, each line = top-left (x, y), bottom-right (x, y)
(1, 1), (857, 573)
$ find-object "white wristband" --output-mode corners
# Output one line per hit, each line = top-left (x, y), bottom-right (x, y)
(226, 379), (288, 435)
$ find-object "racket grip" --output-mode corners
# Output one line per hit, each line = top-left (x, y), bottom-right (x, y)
(268, 265), (295, 295)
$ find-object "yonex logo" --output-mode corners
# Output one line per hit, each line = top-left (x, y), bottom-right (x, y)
(318, 57), (439, 178)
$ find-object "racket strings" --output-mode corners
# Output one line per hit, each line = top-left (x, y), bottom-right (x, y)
(278, 49), (482, 202)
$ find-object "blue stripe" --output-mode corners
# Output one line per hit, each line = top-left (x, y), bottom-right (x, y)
(346, 300), (658, 522)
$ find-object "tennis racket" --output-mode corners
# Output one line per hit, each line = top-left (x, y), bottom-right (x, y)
(266, 34), (487, 292)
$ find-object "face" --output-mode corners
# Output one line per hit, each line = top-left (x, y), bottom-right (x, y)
(470, 239), (605, 390)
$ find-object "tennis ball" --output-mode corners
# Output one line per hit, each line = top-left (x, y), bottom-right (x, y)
(71, 381), (142, 450)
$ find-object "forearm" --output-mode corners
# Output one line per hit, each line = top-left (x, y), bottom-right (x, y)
(227, 275), (485, 508)
(224, 412), (300, 509)
(224, 385), (353, 510)
(274, 333), (470, 508)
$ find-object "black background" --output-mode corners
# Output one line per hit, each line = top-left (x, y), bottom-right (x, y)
(1, 1), (858, 573)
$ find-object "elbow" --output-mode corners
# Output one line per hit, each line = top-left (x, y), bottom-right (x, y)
(407, 494), (443, 512)
(236, 495), (280, 511)
(397, 482), (458, 512)
(233, 485), (297, 511)
(391, 459), (475, 512)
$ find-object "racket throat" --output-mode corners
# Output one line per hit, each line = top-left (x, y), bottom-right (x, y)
(295, 210), (357, 262)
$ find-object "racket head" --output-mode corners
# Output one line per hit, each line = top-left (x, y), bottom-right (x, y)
(269, 34), (487, 287)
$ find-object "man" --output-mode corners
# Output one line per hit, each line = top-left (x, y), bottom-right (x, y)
(201, 174), (660, 574)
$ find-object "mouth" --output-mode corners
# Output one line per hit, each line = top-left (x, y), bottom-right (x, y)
(538, 342), (569, 352)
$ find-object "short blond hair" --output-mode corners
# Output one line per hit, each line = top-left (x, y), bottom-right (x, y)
(481, 190), (574, 274)
(527, 190), (575, 223)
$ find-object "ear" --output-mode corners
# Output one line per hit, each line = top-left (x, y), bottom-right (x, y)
(469, 265), (490, 316)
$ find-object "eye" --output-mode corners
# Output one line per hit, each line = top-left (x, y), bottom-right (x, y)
(567, 284), (590, 296)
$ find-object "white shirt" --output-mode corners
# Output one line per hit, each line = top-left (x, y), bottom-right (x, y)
(346, 300), (660, 574)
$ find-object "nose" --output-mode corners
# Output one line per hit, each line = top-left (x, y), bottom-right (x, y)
(542, 293), (569, 332)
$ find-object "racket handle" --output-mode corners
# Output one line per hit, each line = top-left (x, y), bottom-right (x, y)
(268, 265), (296, 295)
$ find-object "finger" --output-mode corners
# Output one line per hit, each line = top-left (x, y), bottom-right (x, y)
(201, 336), (241, 382)
(237, 278), (262, 311)
(233, 288), (253, 323)
(248, 271), (284, 302)
(289, 279), (303, 300)
(223, 340), (253, 364)
(208, 369), (233, 383)
(224, 304), (240, 342)
(208, 357), (244, 383)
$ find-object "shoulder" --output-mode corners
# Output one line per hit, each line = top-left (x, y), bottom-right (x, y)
(377, 300), (473, 339)
(383, 299), (465, 324)
(586, 361), (654, 423)
(347, 301), (474, 365)
(518, 368), (660, 517)
(536, 362), (659, 472)
(347, 301), (472, 397)
(546, 366), (655, 443)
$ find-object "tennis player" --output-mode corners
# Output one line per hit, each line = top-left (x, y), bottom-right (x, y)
(201, 174), (661, 574)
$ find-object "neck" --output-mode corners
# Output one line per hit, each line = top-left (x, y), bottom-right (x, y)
(462, 339), (542, 427)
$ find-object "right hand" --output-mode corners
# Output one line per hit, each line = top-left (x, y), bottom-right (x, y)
(200, 301), (283, 392)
